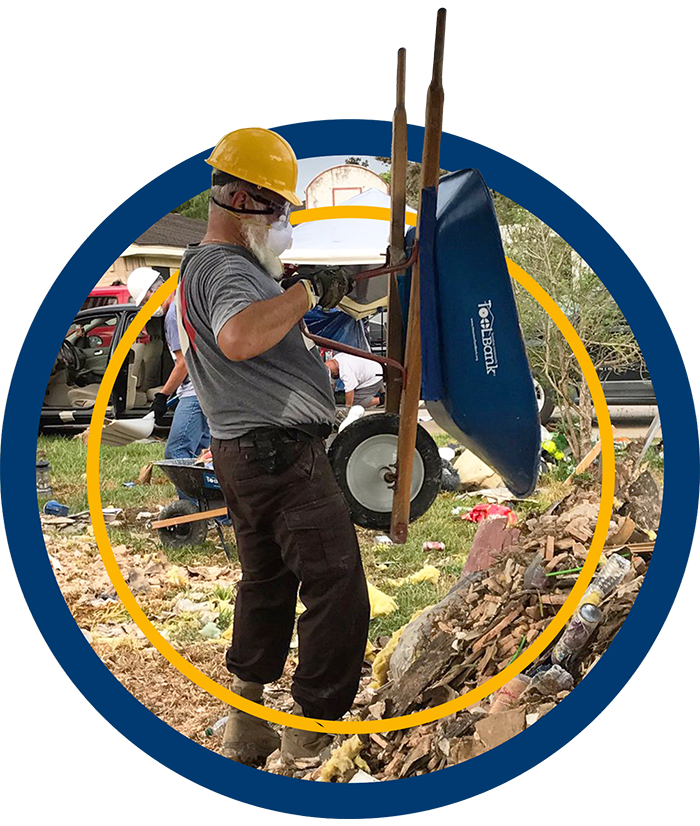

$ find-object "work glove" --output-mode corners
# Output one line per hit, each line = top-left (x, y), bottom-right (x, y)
(150, 392), (169, 423)
(281, 268), (354, 310)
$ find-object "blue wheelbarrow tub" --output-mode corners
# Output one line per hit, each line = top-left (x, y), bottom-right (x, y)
(154, 459), (223, 503)
(402, 169), (540, 497)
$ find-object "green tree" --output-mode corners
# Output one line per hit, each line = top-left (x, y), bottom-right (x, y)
(172, 190), (210, 222)
(345, 156), (370, 167)
(503, 210), (642, 460)
(374, 157), (449, 210)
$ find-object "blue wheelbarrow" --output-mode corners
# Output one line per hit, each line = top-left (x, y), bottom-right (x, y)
(290, 18), (540, 542)
(150, 459), (233, 558)
(304, 167), (540, 538)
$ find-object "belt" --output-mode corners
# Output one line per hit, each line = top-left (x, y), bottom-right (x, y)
(235, 423), (331, 448)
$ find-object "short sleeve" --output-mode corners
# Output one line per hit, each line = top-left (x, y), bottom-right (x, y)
(205, 264), (265, 339)
(164, 305), (181, 352)
(337, 357), (359, 391)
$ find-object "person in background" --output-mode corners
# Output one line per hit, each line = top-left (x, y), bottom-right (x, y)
(324, 351), (385, 409)
(127, 268), (210, 482)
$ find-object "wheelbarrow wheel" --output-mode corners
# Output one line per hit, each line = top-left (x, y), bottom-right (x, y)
(156, 500), (209, 548)
(327, 413), (441, 530)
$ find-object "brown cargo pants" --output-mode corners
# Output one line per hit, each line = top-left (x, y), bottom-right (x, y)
(211, 431), (370, 721)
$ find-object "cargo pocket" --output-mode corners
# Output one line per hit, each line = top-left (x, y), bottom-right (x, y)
(283, 492), (356, 578)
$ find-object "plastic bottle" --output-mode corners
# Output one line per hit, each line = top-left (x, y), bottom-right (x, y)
(552, 603), (602, 671)
(581, 554), (631, 607)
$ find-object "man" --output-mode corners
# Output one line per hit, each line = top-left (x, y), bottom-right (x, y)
(175, 128), (370, 766)
(126, 268), (210, 479)
(325, 351), (384, 409)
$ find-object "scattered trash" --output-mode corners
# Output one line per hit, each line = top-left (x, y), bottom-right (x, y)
(319, 735), (369, 782)
(205, 716), (228, 737)
(102, 507), (123, 523)
(370, 623), (409, 688)
(43, 500), (70, 517)
(489, 674), (531, 713)
(36, 457), (52, 496)
(367, 582), (398, 618)
(324, 483), (653, 781)
(438, 446), (456, 462)
(100, 413), (156, 447)
(523, 553), (549, 590)
(387, 564), (441, 588)
(453, 448), (503, 490)
(199, 622), (222, 639)
(530, 664), (575, 695)
(462, 503), (518, 525)
(348, 769), (379, 783)
(440, 460), (461, 492)
(551, 603), (602, 671)
(122, 481), (136, 488)
(373, 534), (393, 545)
(581, 554), (630, 607)
(469, 487), (521, 502)
(173, 597), (211, 615)
(423, 541), (445, 552)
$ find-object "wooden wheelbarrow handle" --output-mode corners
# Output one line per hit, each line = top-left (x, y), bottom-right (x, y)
(151, 506), (228, 530)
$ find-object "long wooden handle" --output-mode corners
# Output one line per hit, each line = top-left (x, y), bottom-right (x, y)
(386, 47), (408, 414)
(390, 8), (446, 544)
(151, 506), (228, 529)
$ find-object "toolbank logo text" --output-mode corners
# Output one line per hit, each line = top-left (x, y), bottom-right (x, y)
(478, 301), (498, 376)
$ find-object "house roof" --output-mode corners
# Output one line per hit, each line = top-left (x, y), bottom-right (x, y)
(134, 212), (207, 248)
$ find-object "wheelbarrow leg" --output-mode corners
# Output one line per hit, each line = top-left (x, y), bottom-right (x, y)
(214, 520), (233, 561)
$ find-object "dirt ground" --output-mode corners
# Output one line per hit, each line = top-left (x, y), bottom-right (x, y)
(43, 437), (659, 781)
(44, 524), (377, 756)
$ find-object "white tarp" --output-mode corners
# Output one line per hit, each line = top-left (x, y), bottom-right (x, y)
(281, 189), (416, 266)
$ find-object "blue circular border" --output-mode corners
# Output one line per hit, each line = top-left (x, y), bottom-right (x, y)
(2, 120), (697, 817)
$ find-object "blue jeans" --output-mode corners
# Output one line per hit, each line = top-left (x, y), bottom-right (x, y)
(164, 395), (211, 499)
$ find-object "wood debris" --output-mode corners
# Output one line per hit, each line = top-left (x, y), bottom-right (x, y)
(314, 481), (658, 782)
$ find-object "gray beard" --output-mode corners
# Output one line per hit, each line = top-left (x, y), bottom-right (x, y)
(242, 224), (284, 279)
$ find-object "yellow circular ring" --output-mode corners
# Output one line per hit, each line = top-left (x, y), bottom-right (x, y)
(86, 204), (614, 734)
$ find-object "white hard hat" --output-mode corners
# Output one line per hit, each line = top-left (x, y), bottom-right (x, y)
(127, 267), (163, 305)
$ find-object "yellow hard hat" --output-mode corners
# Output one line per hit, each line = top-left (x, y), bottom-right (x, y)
(206, 128), (302, 206)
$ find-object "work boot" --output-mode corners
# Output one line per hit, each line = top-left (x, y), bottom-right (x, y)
(221, 677), (280, 766)
(280, 703), (334, 762)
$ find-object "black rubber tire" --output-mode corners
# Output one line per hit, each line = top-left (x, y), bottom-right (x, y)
(534, 377), (555, 425)
(157, 499), (209, 548)
(327, 413), (442, 530)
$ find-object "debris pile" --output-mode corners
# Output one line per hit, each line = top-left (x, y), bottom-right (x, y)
(297, 477), (658, 782)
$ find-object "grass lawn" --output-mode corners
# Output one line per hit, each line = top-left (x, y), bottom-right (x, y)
(36, 430), (628, 639)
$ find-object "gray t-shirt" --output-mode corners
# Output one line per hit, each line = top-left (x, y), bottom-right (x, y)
(178, 243), (334, 440)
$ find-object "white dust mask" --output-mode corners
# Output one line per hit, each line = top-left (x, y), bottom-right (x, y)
(266, 218), (294, 257)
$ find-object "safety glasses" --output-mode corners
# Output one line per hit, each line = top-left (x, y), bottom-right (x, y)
(144, 277), (166, 301)
(249, 193), (291, 221)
